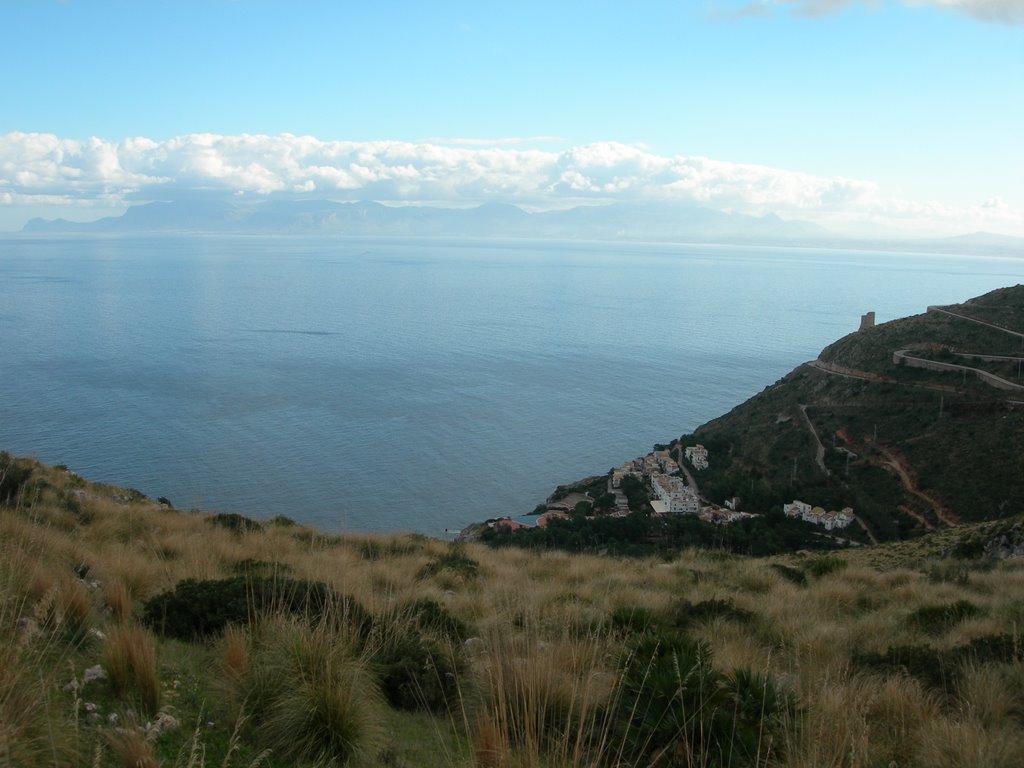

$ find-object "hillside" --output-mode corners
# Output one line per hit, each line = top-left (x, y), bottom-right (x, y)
(475, 286), (1023, 557)
(3, 451), (1024, 767)
(675, 285), (1023, 542)
(6, 454), (1024, 765)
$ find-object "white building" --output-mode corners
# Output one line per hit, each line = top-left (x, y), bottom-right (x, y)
(783, 500), (854, 530)
(651, 474), (700, 515)
(684, 445), (709, 470)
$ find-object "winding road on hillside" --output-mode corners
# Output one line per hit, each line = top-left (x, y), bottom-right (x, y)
(876, 445), (958, 527)
(798, 404), (830, 476)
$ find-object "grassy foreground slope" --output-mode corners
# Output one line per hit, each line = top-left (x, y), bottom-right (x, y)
(678, 285), (1024, 542)
(3, 452), (1024, 767)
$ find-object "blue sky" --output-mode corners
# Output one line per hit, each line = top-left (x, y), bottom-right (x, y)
(1, 0), (1022, 236)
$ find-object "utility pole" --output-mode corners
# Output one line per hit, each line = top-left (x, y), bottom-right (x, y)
(791, 456), (797, 483)
(939, 395), (944, 418)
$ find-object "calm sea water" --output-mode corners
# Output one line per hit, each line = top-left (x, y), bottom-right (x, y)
(1, 235), (1021, 535)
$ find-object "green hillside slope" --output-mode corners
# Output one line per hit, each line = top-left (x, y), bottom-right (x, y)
(681, 285), (1024, 542)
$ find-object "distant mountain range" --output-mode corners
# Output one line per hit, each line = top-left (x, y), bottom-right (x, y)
(22, 198), (824, 244)
(21, 199), (1024, 256)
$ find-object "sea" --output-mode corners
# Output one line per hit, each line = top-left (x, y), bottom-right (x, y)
(1, 235), (1021, 536)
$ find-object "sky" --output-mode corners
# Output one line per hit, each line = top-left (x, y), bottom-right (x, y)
(1, 0), (1022, 237)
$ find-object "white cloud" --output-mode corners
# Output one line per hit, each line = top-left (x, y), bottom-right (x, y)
(913, 0), (1024, 23)
(0, 131), (1021, 237)
(722, 0), (1024, 23)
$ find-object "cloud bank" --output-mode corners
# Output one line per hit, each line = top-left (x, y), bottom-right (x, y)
(1, 131), (1021, 237)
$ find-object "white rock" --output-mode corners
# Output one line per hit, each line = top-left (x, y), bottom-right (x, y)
(83, 665), (106, 684)
(147, 712), (180, 737)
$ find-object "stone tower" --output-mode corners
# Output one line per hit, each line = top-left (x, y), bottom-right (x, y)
(859, 311), (876, 332)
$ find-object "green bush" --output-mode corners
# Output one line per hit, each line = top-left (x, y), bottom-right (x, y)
(375, 629), (459, 712)
(770, 563), (808, 586)
(614, 631), (787, 767)
(608, 605), (660, 634)
(853, 643), (955, 692)
(0, 453), (33, 504)
(852, 633), (1020, 696)
(401, 597), (472, 642)
(141, 575), (370, 640)
(804, 555), (848, 578)
(230, 558), (291, 577)
(208, 512), (263, 534)
(907, 600), (981, 636)
(672, 598), (755, 628)
(417, 547), (480, 580)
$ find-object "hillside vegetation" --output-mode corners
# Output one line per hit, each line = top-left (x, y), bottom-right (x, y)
(3, 451), (1024, 767)
(671, 285), (1024, 543)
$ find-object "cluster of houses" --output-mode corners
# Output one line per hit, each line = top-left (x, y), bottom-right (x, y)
(782, 500), (855, 530)
(486, 443), (863, 537)
(605, 444), (753, 525)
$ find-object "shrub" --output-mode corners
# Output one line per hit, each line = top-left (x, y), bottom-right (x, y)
(614, 630), (788, 767)
(401, 597), (472, 642)
(804, 555), (848, 578)
(769, 563), (807, 586)
(375, 629), (459, 712)
(673, 598), (755, 628)
(850, 635), (1021, 695)
(207, 512), (263, 535)
(719, 667), (794, 764)
(229, 558), (291, 577)
(608, 605), (660, 634)
(417, 547), (480, 581)
(908, 600), (982, 636)
(141, 575), (371, 640)
(0, 452), (33, 504)
(616, 631), (721, 766)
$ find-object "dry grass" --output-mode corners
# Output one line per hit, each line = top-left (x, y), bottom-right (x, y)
(104, 579), (132, 623)
(222, 623), (249, 680)
(103, 725), (159, 768)
(103, 623), (161, 716)
(4, 456), (1024, 766)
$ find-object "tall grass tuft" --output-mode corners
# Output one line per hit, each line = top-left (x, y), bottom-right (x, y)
(103, 725), (159, 768)
(229, 616), (385, 766)
(0, 551), (81, 766)
(104, 579), (132, 623)
(222, 623), (249, 681)
(103, 623), (162, 716)
(461, 624), (623, 768)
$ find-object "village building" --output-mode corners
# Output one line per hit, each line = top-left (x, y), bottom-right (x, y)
(650, 474), (700, 515)
(684, 444), (709, 470)
(783, 499), (855, 530)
